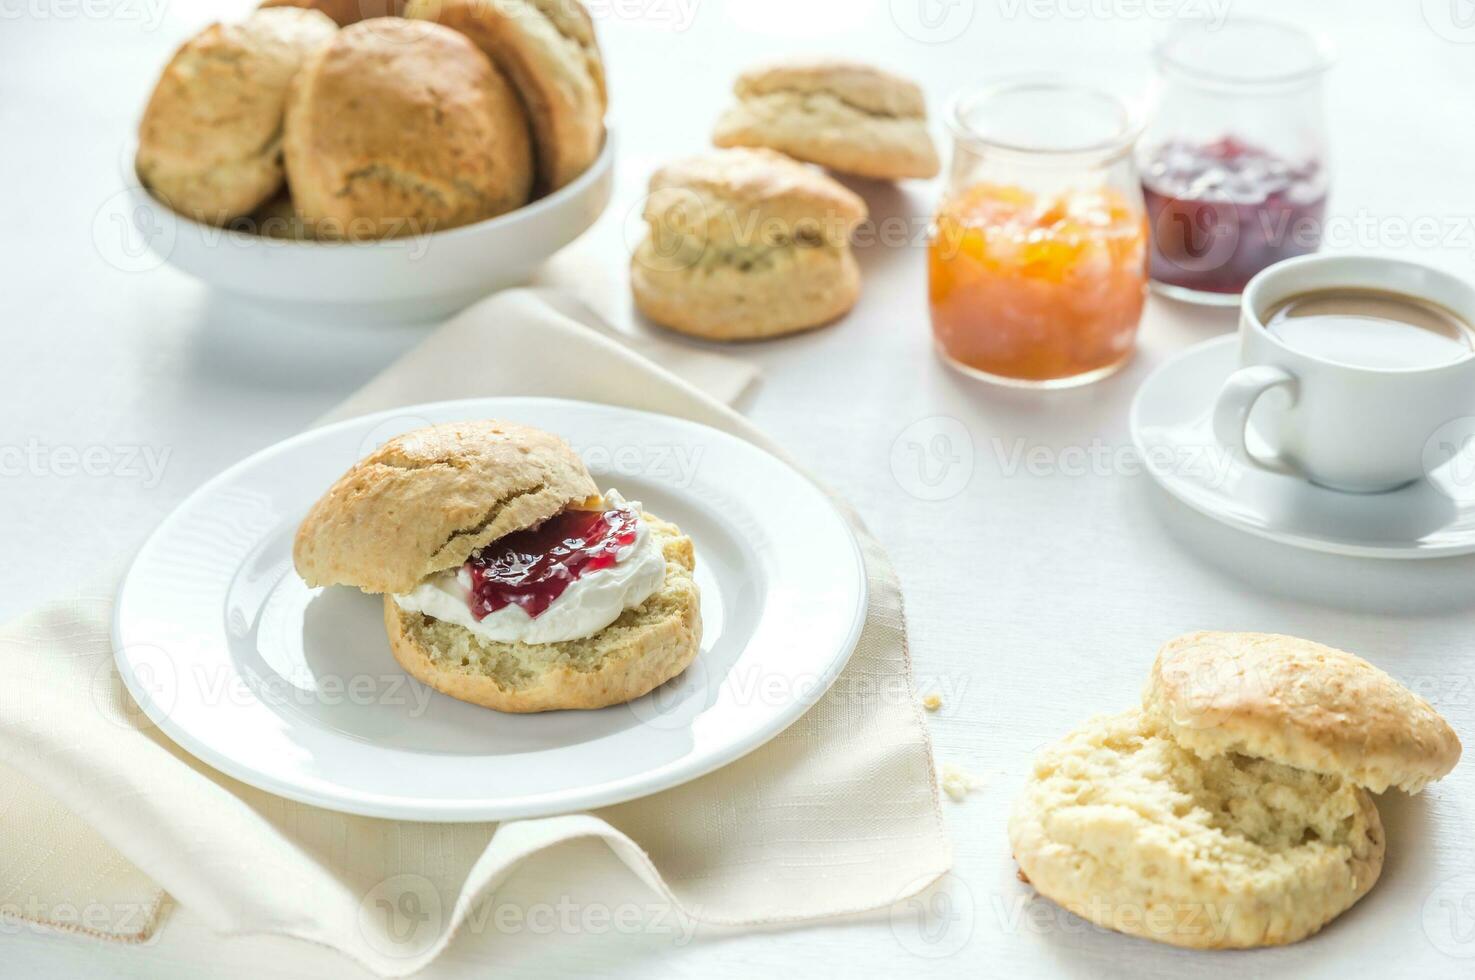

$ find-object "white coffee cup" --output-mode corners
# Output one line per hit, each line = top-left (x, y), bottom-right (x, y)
(1213, 255), (1475, 493)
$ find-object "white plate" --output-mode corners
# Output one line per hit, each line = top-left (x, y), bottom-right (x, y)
(113, 398), (867, 821)
(1131, 336), (1475, 558)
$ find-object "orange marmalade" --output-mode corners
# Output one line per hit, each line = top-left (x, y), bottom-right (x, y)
(928, 183), (1148, 384)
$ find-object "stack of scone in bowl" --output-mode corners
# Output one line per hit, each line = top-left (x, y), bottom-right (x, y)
(130, 2), (613, 321)
(1010, 632), (1462, 948)
(137, 0), (607, 236)
(293, 421), (702, 712)
(629, 56), (940, 342)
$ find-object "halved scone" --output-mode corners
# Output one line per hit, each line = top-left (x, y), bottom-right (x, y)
(294, 419), (702, 712)
(385, 513), (699, 712)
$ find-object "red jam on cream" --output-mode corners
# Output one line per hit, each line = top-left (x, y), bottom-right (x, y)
(465, 505), (641, 619)
(390, 491), (667, 646)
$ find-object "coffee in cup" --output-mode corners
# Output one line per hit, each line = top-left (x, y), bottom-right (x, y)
(1261, 288), (1474, 370)
(1215, 256), (1475, 493)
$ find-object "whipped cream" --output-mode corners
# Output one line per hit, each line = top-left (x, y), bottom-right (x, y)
(392, 492), (666, 645)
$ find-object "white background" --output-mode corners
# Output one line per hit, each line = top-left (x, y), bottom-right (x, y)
(4, 0), (1475, 976)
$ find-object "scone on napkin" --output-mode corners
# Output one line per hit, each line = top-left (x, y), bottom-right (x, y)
(294, 419), (701, 712)
(1010, 632), (1460, 950)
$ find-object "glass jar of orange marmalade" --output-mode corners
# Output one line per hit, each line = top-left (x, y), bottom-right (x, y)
(930, 78), (1148, 387)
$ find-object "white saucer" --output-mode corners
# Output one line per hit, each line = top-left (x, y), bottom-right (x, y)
(113, 398), (867, 821)
(1130, 336), (1475, 559)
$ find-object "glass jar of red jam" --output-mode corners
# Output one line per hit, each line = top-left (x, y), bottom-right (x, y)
(930, 77), (1147, 388)
(1140, 18), (1334, 305)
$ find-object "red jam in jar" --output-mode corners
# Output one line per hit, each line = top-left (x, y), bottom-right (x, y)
(1141, 137), (1327, 295)
(464, 506), (639, 619)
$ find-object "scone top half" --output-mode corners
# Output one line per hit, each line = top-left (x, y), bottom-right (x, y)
(1144, 631), (1462, 794)
(294, 420), (599, 596)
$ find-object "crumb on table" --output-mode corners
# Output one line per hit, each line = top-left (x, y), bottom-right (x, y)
(940, 762), (986, 802)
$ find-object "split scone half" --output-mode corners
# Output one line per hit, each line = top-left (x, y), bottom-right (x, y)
(1010, 631), (1460, 949)
(1010, 710), (1385, 949)
(294, 420), (701, 712)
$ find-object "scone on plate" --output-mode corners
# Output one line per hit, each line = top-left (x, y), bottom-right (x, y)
(136, 7), (338, 225)
(294, 420), (701, 713)
(631, 148), (868, 341)
(283, 18), (534, 238)
(405, 0), (607, 193)
(1010, 632), (1460, 949)
(713, 57), (939, 181)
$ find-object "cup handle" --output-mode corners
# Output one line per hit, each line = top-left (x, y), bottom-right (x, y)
(1212, 365), (1299, 477)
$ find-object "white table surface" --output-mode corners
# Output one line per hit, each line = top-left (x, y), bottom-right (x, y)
(4, 1), (1475, 976)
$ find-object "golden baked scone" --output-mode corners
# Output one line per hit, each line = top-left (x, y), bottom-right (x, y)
(283, 18), (534, 238)
(1143, 631), (1462, 793)
(136, 8), (337, 225)
(259, 0), (403, 26)
(631, 148), (868, 341)
(294, 420), (597, 596)
(1009, 711), (1385, 949)
(384, 513), (700, 712)
(713, 57), (939, 181)
(405, 0), (606, 193)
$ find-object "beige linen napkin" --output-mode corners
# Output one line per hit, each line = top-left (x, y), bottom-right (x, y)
(0, 290), (949, 975)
